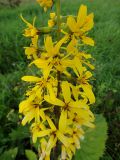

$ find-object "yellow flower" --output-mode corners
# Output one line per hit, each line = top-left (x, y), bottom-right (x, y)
(31, 57), (73, 79)
(31, 116), (73, 158)
(66, 36), (95, 70)
(31, 36), (73, 79)
(24, 35), (39, 59)
(43, 35), (67, 58)
(68, 111), (95, 128)
(45, 81), (94, 120)
(20, 14), (38, 37)
(61, 127), (84, 160)
(39, 137), (57, 160)
(31, 122), (48, 143)
(19, 99), (46, 125)
(37, 0), (53, 12)
(67, 4), (94, 46)
(73, 60), (95, 104)
(21, 75), (57, 100)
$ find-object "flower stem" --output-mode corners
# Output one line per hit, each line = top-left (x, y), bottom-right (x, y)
(56, 0), (61, 40)
(56, 0), (61, 99)
(54, 0), (61, 127)
(53, 0), (61, 159)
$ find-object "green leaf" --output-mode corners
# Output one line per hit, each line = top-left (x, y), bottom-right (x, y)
(9, 125), (30, 141)
(0, 148), (18, 160)
(25, 149), (37, 160)
(74, 114), (108, 160)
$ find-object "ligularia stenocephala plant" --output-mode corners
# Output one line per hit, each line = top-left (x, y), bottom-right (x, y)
(19, 0), (97, 159)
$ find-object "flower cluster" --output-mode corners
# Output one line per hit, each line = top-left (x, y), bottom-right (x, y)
(19, 1), (95, 160)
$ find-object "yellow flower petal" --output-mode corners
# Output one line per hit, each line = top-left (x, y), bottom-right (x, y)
(59, 110), (67, 133)
(62, 81), (71, 103)
(19, 99), (31, 113)
(81, 84), (95, 104)
(37, 129), (52, 138)
(82, 36), (95, 46)
(46, 135), (57, 156)
(44, 95), (65, 107)
(22, 109), (35, 125)
(55, 36), (68, 54)
(61, 145), (66, 159)
(77, 4), (87, 27)
(67, 36), (78, 54)
(67, 16), (78, 33)
(46, 116), (56, 131)
(21, 76), (41, 82)
(57, 131), (70, 147)
(44, 36), (54, 55)
(85, 71), (92, 79)
(31, 58), (47, 68)
(82, 13), (94, 32)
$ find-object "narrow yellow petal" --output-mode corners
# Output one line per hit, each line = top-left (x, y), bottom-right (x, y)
(39, 109), (46, 121)
(19, 100), (31, 113)
(85, 71), (92, 79)
(84, 61), (95, 70)
(40, 138), (47, 151)
(82, 13), (94, 32)
(21, 76), (41, 82)
(57, 131), (70, 147)
(55, 36), (68, 54)
(25, 47), (36, 57)
(22, 109), (35, 125)
(59, 110), (67, 133)
(77, 4), (87, 27)
(61, 145), (67, 159)
(71, 85), (79, 101)
(37, 129), (52, 137)
(67, 36), (78, 54)
(82, 84), (95, 104)
(44, 36), (54, 55)
(62, 81), (71, 103)
(73, 135), (80, 149)
(67, 16), (78, 32)
(82, 36), (95, 46)
(46, 116), (56, 131)
(46, 135), (57, 156)
(30, 58), (47, 68)
(44, 95), (64, 107)
(43, 65), (52, 79)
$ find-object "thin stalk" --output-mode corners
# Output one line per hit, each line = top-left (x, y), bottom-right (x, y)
(56, 0), (61, 40)
(53, 0), (61, 159)
(56, 0), (62, 102)
(54, 0), (61, 127)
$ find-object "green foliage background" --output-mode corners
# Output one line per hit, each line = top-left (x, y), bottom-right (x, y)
(0, 0), (120, 159)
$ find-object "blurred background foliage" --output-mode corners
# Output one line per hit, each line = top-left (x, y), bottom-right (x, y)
(0, 0), (120, 159)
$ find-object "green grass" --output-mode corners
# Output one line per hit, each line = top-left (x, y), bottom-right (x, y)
(0, 0), (120, 159)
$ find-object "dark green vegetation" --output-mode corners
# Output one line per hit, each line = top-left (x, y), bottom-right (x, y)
(0, 0), (120, 159)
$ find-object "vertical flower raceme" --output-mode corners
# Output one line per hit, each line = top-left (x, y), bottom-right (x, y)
(19, 1), (95, 160)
